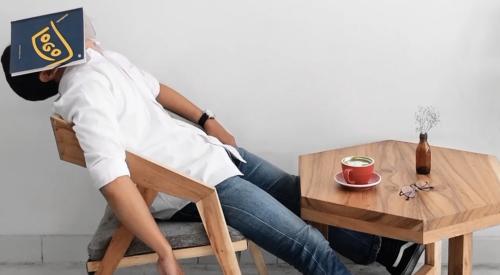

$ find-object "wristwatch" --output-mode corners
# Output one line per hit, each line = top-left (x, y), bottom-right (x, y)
(197, 109), (215, 128)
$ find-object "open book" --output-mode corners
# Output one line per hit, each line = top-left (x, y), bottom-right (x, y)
(9, 8), (85, 76)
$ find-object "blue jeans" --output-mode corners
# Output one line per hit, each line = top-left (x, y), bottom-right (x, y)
(169, 147), (381, 275)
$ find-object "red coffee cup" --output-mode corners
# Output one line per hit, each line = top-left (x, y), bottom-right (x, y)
(341, 156), (375, 184)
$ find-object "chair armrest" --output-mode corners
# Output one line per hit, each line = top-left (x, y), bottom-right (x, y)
(126, 151), (214, 202)
(50, 114), (214, 203)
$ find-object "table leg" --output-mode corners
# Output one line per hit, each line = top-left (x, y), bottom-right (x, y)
(415, 241), (442, 275)
(448, 233), (472, 275)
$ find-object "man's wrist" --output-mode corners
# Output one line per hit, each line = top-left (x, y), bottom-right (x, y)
(197, 109), (215, 128)
(203, 117), (216, 128)
(157, 244), (174, 259)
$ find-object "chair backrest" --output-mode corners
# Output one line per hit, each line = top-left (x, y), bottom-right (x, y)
(50, 114), (86, 167)
(50, 114), (214, 201)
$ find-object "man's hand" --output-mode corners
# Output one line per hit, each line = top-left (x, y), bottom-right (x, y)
(204, 119), (237, 147)
(156, 252), (184, 275)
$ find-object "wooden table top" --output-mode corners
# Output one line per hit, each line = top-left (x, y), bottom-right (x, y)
(299, 140), (500, 244)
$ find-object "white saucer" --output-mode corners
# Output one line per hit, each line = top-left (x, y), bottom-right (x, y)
(334, 172), (382, 188)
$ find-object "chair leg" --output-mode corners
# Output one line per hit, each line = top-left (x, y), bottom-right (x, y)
(248, 241), (268, 275)
(95, 226), (135, 275)
(196, 192), (241, 275)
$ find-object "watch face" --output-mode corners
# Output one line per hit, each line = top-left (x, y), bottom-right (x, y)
(205, 109), (215, 118)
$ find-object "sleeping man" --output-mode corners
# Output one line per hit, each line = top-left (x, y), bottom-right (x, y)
(1, 21), (423, 275)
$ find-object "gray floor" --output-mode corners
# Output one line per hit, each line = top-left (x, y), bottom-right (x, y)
(1, 262), (500, 275)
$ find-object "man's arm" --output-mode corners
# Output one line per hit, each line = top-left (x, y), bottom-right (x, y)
(100, 176), (172, 257)
(101, 176), (182, 274)
(155, 83), (203, 124)
(155, 83), (237, 146)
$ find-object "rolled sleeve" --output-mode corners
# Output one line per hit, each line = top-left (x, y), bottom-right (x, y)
(88, 157), (130, 190)
(54, 71), (130, 190)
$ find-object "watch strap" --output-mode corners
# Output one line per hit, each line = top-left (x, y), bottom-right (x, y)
(198, 112), (210, 128)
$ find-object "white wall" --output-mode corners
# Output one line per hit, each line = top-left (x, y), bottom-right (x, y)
(1, 0), (499, 236)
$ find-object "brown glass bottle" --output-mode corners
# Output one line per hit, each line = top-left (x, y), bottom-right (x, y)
(416, 133), (431, 174)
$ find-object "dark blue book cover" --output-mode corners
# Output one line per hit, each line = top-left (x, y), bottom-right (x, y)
(10, 8), (85, 76)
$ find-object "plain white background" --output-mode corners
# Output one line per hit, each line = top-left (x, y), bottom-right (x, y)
(0, 0), (499, 241)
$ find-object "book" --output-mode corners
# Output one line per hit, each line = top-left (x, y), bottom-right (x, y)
(9, 8), (85, 76)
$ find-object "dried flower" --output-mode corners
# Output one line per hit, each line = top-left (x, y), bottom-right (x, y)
(415, 106), (440, 134)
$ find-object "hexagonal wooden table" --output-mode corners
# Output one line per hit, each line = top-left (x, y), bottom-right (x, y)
(299, 140), (500, 275)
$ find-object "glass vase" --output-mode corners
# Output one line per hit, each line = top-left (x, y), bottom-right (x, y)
(416, 133), (431, 174)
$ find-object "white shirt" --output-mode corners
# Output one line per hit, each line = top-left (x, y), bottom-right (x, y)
(53, 47), (246, 219)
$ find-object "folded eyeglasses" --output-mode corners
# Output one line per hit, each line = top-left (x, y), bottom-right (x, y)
(399, 180), (434, 200)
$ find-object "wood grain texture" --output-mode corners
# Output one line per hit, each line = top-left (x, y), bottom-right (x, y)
(126, 152), (214, 202)
(51, 115), (86, 167)
(448, 233), (472, 275)
(95, 226), (135, 275)
(424, 241), (441, 275)
(248, 241), (268, 275)
(87, 240), (249, 272)
(301, 208), (421, 242)
(423, 212), (500, 244)
(300, 140), (500, 243)
(197, 192), (241, 275)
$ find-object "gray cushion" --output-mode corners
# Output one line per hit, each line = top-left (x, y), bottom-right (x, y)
(88, 205), (245, 261)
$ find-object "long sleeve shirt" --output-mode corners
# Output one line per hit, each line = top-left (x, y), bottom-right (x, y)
(53, 47), (245, 219)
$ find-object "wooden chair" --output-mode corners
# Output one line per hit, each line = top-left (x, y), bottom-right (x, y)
(50, 114), (268, 275)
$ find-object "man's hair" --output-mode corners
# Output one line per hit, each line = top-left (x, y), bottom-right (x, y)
(1, 45), (59, 101)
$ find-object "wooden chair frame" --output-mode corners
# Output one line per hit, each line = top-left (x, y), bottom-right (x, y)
(50, 114), (268, 275)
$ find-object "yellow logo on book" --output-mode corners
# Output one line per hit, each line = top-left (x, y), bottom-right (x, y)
(31, 20), (73, 68)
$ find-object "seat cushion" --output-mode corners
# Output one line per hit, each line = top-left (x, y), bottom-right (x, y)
(88, 205), (246, 261)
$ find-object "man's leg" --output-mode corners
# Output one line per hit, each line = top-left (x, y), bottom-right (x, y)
(172, 148), (422, 274)
(232, 146), (424, 274)
(232, 146), (381, 265)
(172, 175), (351, 275)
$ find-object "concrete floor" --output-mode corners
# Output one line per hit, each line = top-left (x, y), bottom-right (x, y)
(1, 262), (500, 275)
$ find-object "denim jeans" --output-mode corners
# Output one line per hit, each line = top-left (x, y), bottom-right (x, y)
(168, 147), (381, 275)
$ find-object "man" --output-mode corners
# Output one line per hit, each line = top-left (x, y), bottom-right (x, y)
(1, 28), (423, 275)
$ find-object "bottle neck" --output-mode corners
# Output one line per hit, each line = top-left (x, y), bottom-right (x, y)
(419, 133), (428, 142)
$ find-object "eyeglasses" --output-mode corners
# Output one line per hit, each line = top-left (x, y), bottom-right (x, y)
(399, 181), (434, 200)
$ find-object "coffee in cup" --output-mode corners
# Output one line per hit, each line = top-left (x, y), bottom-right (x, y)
(341, 156), (375, 184)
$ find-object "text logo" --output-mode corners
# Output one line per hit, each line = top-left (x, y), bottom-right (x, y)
(31, 20), (73, 68)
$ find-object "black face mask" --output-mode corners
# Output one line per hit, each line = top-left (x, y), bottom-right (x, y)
(1, 45), (59, 101)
